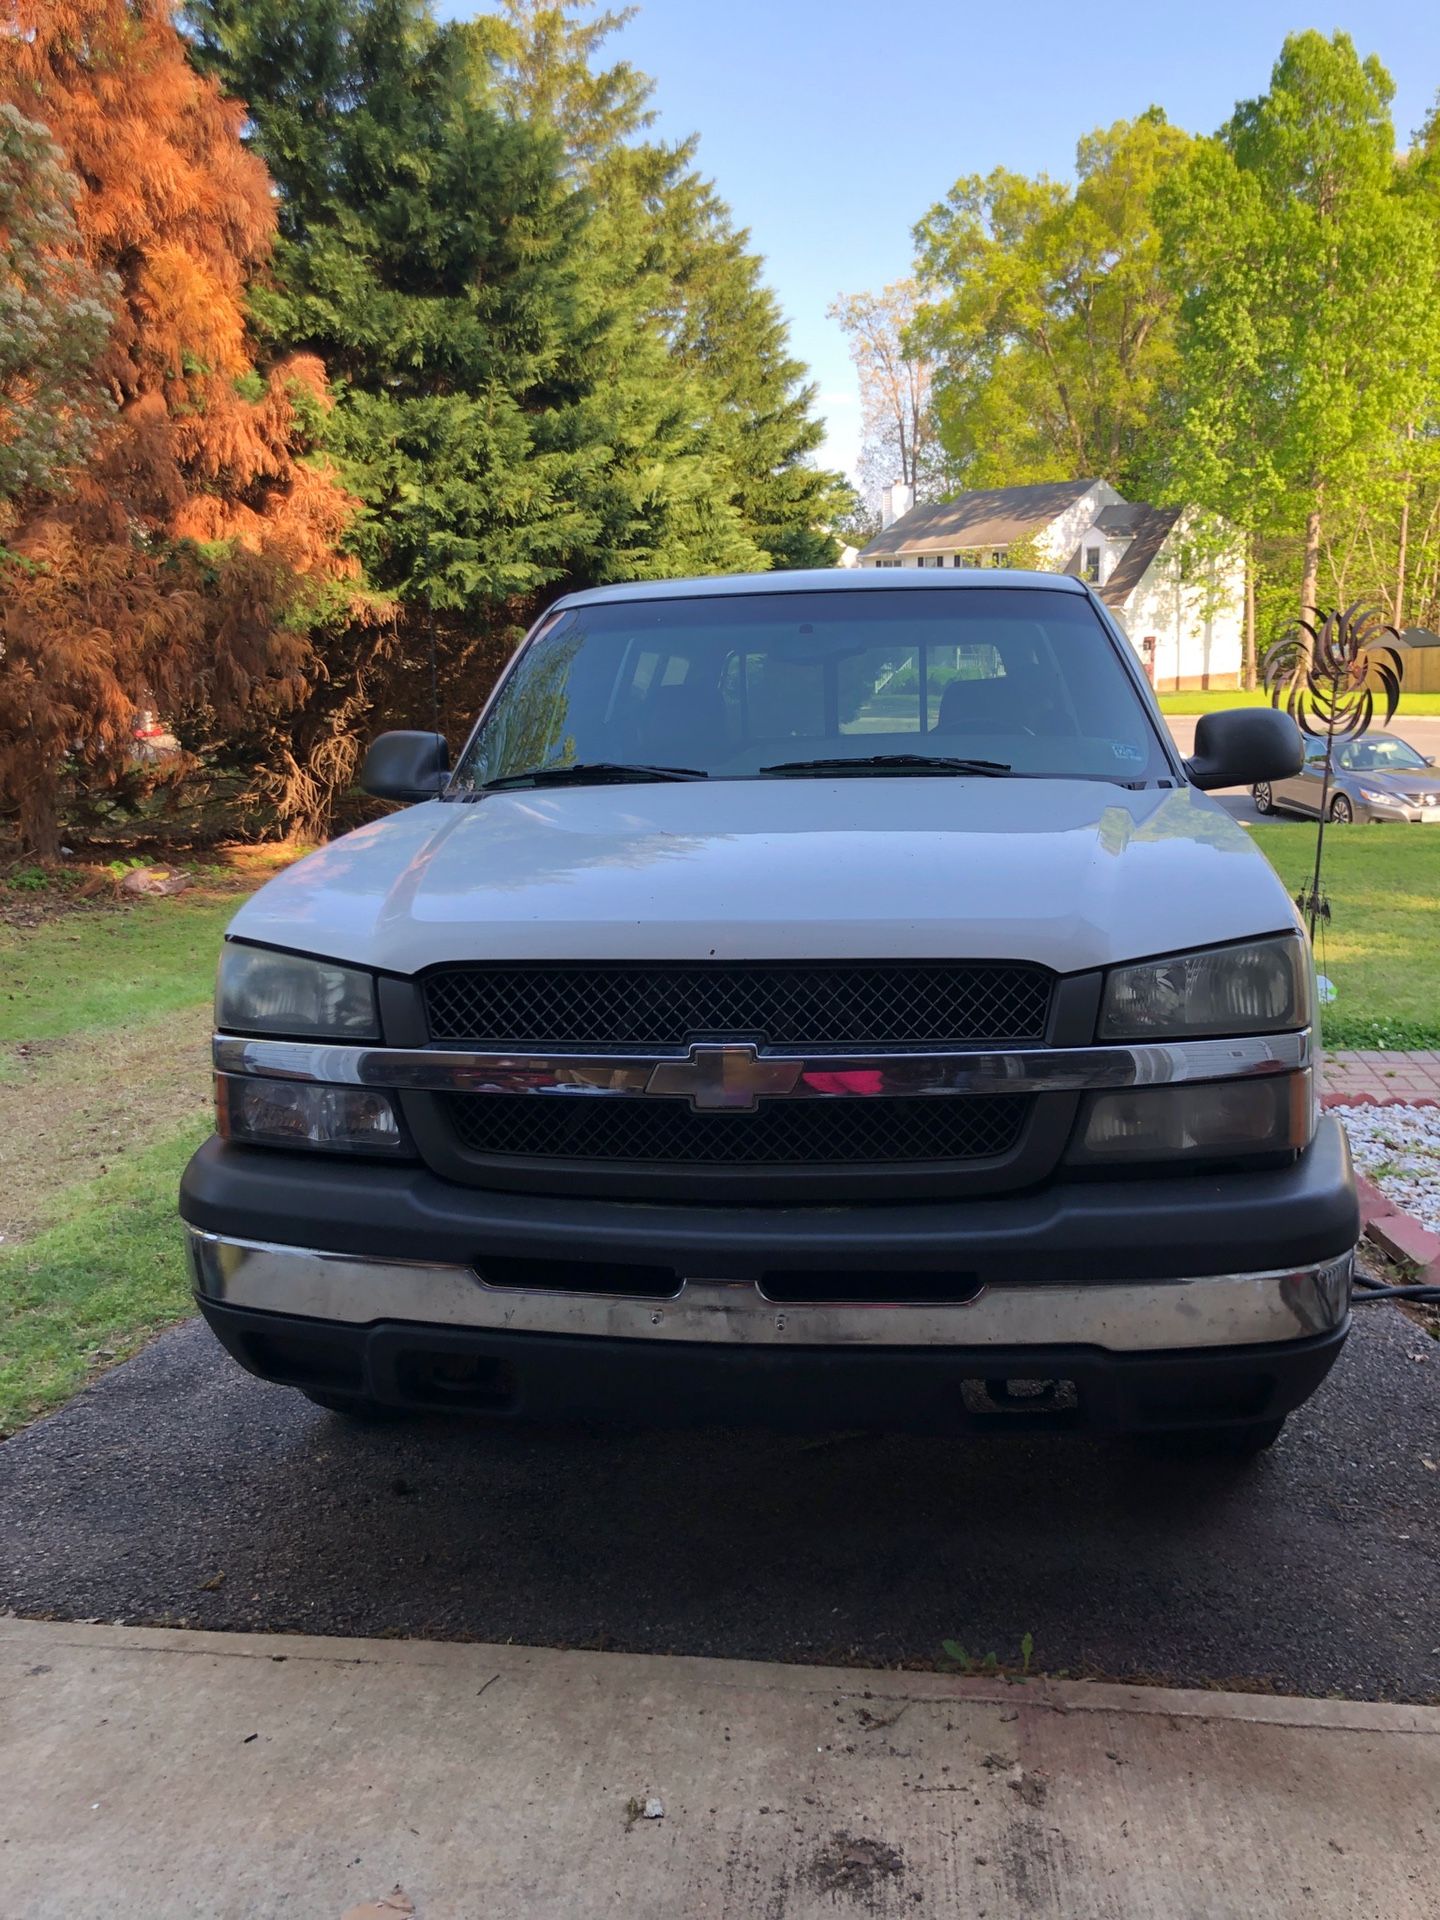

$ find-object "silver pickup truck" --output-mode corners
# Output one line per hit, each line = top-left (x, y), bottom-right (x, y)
(181, 569), (1358, 1453)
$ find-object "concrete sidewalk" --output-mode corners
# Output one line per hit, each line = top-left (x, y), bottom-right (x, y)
(2, 1620), (1436, 1920)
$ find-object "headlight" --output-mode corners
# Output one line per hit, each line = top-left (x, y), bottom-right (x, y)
(217, 943), (378, 1039)
(215, 1075), (406, 1154)
(1357, 787), (1396, 805)
(1067, 1072), (1314, 1165)
(1099, 935), (1309, 1040)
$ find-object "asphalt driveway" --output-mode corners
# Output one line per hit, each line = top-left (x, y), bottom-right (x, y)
(1, 1302), (1436, 1702)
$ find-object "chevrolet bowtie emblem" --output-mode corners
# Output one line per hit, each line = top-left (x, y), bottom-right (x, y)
(645, 1044), (804, 1112)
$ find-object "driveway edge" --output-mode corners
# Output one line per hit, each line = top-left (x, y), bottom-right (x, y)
(4, 1614), (1437, 1735)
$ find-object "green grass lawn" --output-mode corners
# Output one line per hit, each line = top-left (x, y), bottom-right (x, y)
(1247, 824), (1440, 1049)
(0, 893), (236, 1067)
(1158, 688), (1440, 715)
(0, 1123), (208, 1434)
(0, 884), (245, 1433)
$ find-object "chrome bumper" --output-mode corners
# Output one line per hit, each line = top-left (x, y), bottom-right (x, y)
(212, 1029), (1312, 1102)
(187, 1229), (1352, 1352)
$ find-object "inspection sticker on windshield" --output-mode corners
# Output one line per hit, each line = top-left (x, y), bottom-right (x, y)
(1109, 740), (1146, 764)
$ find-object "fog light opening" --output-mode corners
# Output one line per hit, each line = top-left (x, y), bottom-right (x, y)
(394, 1352), (516, 1411)
(961, 1377), (1079, 1417)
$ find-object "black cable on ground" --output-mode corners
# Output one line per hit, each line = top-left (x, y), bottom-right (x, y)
(1352, 1271), (1440, 1306)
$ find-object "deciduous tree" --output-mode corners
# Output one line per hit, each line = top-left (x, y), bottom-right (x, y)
(828, 280), (942, 504)
(0, 0), (357, 855)
(1153, 32), (1440, 630)
(0, 105), (115, 510)
(912, 110), (1192, 494)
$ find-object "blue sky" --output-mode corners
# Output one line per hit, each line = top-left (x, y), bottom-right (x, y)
(450, 3), (1440, 480)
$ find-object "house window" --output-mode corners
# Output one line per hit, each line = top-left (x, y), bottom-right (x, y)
(991, 549), (1005, 568)
(1083, 546), (1102, 582)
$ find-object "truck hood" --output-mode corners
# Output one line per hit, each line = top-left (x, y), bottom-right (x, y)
(230, 780), (1298, 977)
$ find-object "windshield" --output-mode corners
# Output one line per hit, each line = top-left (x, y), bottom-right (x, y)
(452, 587), (1170, 790)
(1337, 734), (1426, 773)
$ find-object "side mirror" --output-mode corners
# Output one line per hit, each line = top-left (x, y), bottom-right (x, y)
(1184, 708), (1302, 792)
(359, 730), (450, 803)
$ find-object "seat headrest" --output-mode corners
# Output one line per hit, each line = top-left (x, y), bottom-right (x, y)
(640, 676), (723, 752)
(937, 674), (1019, 732)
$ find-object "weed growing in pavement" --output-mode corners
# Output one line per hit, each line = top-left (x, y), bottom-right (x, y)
(940, 1631), (1035, 1678)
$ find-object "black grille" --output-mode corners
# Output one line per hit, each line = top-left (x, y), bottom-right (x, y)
(442, 1092), (1029, 1167)
(423, 961), (1052, 1048)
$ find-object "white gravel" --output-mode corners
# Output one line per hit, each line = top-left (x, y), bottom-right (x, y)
(1331, 1103), (1440, 1234)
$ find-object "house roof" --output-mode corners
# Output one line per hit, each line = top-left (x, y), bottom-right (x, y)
(857, 480), (1100, 557)
(1098, 506), (1182, 608)
(1093, 503), (1146, 537)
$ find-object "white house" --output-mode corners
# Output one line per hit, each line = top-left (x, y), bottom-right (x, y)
(857, 479), (1244, 690)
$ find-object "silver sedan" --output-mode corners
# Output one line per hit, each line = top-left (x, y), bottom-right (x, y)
(1253, 730), (1440, 823)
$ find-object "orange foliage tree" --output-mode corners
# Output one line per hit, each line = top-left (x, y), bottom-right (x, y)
(0, 0), (360, 856)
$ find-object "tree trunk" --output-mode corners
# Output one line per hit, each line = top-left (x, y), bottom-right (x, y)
(1244, 538), (1257, 691)
(1395, 427), (1413, 630)
(18, 781), (62, 863)
(1299, 487), (1324, 641)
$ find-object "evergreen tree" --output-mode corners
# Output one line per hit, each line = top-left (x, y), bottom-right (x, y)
(186, 0), (801, 790)
(480, 0), (846, 568)
(476, 0), (654, 169)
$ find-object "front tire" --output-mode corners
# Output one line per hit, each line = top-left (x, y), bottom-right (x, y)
(1329, 794), (1354, 824)
(1252, 781), (1274, 814)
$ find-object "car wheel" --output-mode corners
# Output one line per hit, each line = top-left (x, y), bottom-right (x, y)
(1142, 1417), (1285, 1459)
(1329, 794), (1353, 824)
(301, 1388), (408, 1424)
(1252, 781), (1273, 814)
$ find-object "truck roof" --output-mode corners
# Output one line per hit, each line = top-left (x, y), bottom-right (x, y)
(553, 567), (1090, 612)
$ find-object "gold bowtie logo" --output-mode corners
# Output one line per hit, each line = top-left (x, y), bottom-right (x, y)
(645, 1044), (803, 1112)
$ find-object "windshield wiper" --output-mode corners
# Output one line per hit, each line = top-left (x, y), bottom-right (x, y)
(760, 753), (1013, 777)
(480, 761), (709, 792)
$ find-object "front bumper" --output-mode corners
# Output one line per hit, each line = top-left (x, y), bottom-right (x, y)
(194, 1291), (1350, 1436)
(188, 1228), (1352, 1353)
(181, 1118), (1359, 1432)
(1357, 797), (1440, 823)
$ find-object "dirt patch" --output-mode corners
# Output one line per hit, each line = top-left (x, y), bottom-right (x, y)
(0, 1004), (213, 1243)
(801, 1832), (905, 1905)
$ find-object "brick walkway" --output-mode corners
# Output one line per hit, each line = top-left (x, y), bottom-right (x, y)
(1321, 1049), (1440, 1107)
